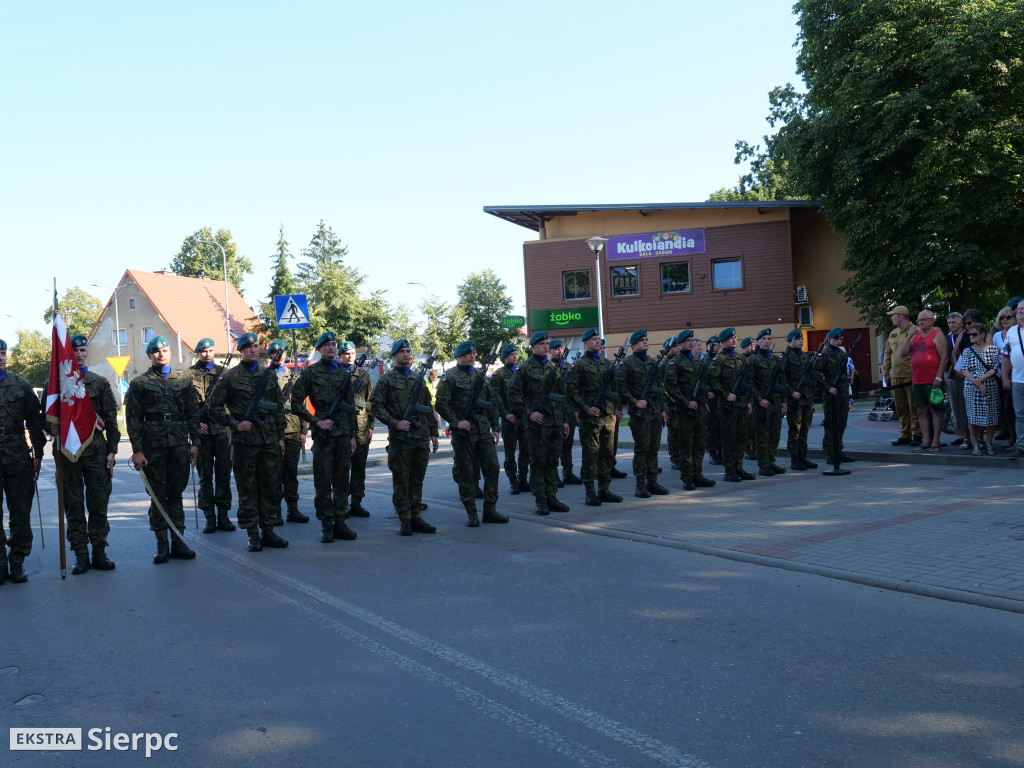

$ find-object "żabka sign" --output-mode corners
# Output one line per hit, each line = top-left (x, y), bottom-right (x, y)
(606, 229), (705, 261)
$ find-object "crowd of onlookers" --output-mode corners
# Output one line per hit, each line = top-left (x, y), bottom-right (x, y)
(882, 297), (1024, 459)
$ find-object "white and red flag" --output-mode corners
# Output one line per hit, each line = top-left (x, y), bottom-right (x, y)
(45, 313), (98, 461)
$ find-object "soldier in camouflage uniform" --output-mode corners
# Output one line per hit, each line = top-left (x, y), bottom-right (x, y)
(710, 328), (756, 483)
(370, 338), (439, 535)
(490, 344), (530, 495)
(0, 339), (46, 584)
(704, 336), (724, 465)
(813, 327), (853, 463)
(209, 333), (288, 552)
(750, 328), (788, 477)
(436, 340), (508, 527)
(188, 337), (235, 534)
(339, 341), (375, 519)
(662, 335), (683, 471)
(126, 336), (201, 564)
(268, 340), (310, 524)
(48, 335), (120, 574)
(782, 330), (818, 471)
(616, 329), (669, 498)
(665, 330), (717, 491)
(508, 330), (570, 515)
(567, 328), (623, 506)
(290, 331), (358, 543)
(550, 339), (581, 487)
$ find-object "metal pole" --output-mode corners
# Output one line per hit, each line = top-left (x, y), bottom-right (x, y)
(595, 251), (604, 341)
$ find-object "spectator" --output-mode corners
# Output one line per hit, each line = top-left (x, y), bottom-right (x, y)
(961, 322), (1001, 455)
(900, 309), (948, 453)
(993, 306), (1017, 445)
(1000, 301), (1024, 459)
(945, 312), (970, 448)
(882, 305), (922, 446)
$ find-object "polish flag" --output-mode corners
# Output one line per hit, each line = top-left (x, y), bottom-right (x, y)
(45, 313), (98, 461)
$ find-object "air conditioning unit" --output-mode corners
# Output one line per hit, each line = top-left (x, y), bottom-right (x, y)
(795, 285), (808, 303)
(799, 306), (813, 327)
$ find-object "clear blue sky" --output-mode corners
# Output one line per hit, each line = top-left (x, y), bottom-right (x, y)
(0, 0), (803, 345)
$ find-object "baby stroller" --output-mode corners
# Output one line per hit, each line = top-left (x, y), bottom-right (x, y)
(868, 390), (897, 421)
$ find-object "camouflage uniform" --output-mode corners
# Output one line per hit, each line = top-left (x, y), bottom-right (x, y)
(814, 343), (850, 459)
(189, 360), (233, 525)
(665, 351), (712, 486)
(275, 363), (309, 519)
(559, 363), (579, 482)
(348, 363), (374, 512)
(710, 350), (754, 478)
(490, 362), (530, 491)
(508, 354), (565, 504)
(615, 351), (666, 490)
(750, 348), (788, 473)
(782, 347), (816, 469)
(0, 372), (45, 575)
(566, 350), (619, 496)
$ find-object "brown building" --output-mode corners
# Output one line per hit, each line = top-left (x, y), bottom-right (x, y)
(484, 201), (879, 390)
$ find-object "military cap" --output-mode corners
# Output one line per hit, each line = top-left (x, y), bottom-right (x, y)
(629, 329), (647, 345)
(581, 327), (599, 341)
(756, 328), (772, 340)
(390, 338), (411, 356)
(315, 331), (337, 349)
(0, 338), (7, 351)
(267, 339), (286, 353)
(663, 337), (674, 350)
(675, 330), (694, 343)
(549, 338), (564, 349)
(718, 327), (736, 341)
(70, 335), (89, 348)
(827, 327), (845, 339)
(500, 343), (517, 359)
(740, 337), (753, 348)
(453, 340), (476, 357)
(146, 336), (170, 354)
(786, 329), (802, 342)
(339, 340), (356, 352)
(706, 335), (718, 344)
(236, 332), (258, 350)
(195, 338), (215, 352)
(890, 305), (910, 316)
(529, 330), (549, 346)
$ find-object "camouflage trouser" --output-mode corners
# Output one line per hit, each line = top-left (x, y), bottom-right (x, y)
(676, 408), (707, 482)
(578, 416), (615, 490)
(62, 439), (112, 553)
(0, 456), (35, 566)
(311, 433), (351, 523)
(276, 434), (302, 511)
(786, 399), (814, 460)
(143, 445), (190, 534)
(706, 405), (722, 456)
(452, 432), (499, 512)
(754, 403), (784, 469)
(197, 431), (232, 513)
(501, 418), (530, 483)
(386, 437), (429, 520)
(560, 413), (577, 472)
(822, 395), (849, 456)
(627, 410), (662, 482)
(526, 423), (563, 499)
(232, 440), (281, 531)
(350, 434), (371, 499)
(720, 403), (750, 474)
(666, 407), (680, 464)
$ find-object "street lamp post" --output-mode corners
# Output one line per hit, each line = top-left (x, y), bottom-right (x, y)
(198, 239), (232, 352)
(586, 236), (609, 341)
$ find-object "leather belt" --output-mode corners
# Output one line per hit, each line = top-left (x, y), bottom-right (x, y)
(145, 414), (185, 422)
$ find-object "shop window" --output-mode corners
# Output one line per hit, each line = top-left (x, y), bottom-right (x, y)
(562, 270), (591, 301)
(610, 265), (640, 297)
(143, 328), (156, 343)
(712, 259), (743, 290)
(660, 262), (690, 294)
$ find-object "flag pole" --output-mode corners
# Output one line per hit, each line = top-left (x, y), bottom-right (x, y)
(52, 278), (67, 579)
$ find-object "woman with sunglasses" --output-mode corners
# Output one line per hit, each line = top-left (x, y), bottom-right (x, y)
(961, 323), (1001, 455)
(993, 308), (1017, 446)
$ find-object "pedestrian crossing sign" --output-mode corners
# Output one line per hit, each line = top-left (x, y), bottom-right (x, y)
(274, 294), (311, 330)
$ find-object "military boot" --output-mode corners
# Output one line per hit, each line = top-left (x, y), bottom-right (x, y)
(598, 488), (623, 503)
(321, 523), (335, 543)
(349, 496), (370, 518)
(646, 478), (670, 495)
(770, 463), (787, 474)
(410, 516), (436, 534)
(481, 509), (509, 524)
(8, 560), (28, 583)
(247, 529), (263, 552)
(694, 476), (716, 488)
(71, 549), (91, 575)
(585, 482), (601, 507)
(261, 529), (289, 548)
(170, 533), (197, 559)
(286, 506), (310, 523)
(790, 456), (808, 471)
(518, 479), (532, 493)
(758, 466), (775, 477)
(610, 466), (628, 479)
(92, 547), (116, 571)
(202, 511), (217, 534)
(272, 511), (285, 527)
(466, 502), (480, 527)
(535, 497), (550, 516)
(399, 518), (413, 536)
(153, 534), (170, 564)
(216, 510), (236, 532)
(333, 519), (358, 540)
(802, 455), (818, 469)
(737, 468), (757, 481)
(635, 478), (652, 498)
(546, 496), (569, 512)
(562, 470), (582, 485)
(509, 475), (520, 495)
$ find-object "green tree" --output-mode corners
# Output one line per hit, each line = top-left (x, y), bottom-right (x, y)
(8, 330), (50, 388)
(422, 297), (469, 362)
(382, 303), (422, 357)
(259, 225), (298, 340)
(170, 227), (253, 294)
(740, 1), (1024, 327)
(44, 286), (103, 339)
(707, 133), (808, 202)
(455, 269), (515, 355)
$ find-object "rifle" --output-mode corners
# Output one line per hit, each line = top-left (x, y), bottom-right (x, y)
(631, 348), (669, 419)
(793, 338), (829, 394)
(828, 333), (862, 394)
(198, 350), (235, 438)
(316, 352), (368, 439)
(280, 348), (316, 404)
(590, 342), (628, 413)
(397, 348), (437, 442)
(456, 343), (499, 434)
(723, 350), (757, 413)
(687, 353), (713, 418)
(528, 343), (572, 431)
(233, 347), (286, 446)
(756, 346), (786, 416)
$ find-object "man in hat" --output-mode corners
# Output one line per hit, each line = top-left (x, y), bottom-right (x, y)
(338, 341), (375, 519)
(662, 335), (683, 471)
(268, 340), (310, 525)
(126, 336), (201, 564)
(291, 331), (359, 543)
(568, 328), (624, 505)
(436, 340), (508, 526)
(704, 335), (724, 465)
(48, 335), (120, 574)
(750, 329), (788, 476)
(490, 343), (530, 495)
(616, 329), (669, 497)
(188, 337), (235, 533)
(370, 339), (439, 534)
(782, 330), (818, 470)
(710, 328), (756, 482)
(0, 338), (46, 583)
(508, 330), (571, 515)
(814, 327), (854, 463)
(665, 330), (716, 491)
(882, 305), (922, 446)
(208, 333), (288, 552)
(550, 339), (582, 487)
(605, 337), (629, 480)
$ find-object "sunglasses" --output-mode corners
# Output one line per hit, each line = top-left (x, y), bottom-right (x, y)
(968, 332), (983, 337)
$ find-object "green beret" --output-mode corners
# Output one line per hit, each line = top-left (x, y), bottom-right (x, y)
(195, 338), (215, 352)
(707, 335), (719, 344)
(390, 338), (411, 356)
(0, 339), (7, 351)
(549, 338), (564, 349)
(740, 337), (753, 348)
(663, 337), (674, 350)
(236, 332), (258, 350)
(718, 328), (736, 341)
(786, 330), (802, 342)
(827, 327), (845, 339)
(454, 340), (477, 357)
(676, 330), (694, 343)
(70, 335), (89, 348)
(268, 339), (286, 353)
(146, 336), (170, 354)
(500, 343), (517, 359)
(315, 331), (337, 349)
(581, 327), (599, 341)
(629, 329), (647, 345)
(529, 330), (549, 346)
(756, 328), (772, 340)
(339, 340), (356, 352)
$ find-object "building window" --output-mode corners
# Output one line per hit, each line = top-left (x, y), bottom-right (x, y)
(712, 258), (743, 290)
(660, 262), (690, 294)
(143, 328), (156, 343)
(129, 299), (136, 309)
(112, 329), (127, 347)
(562, 270), (591, 301)
(610, 265), (639, 297)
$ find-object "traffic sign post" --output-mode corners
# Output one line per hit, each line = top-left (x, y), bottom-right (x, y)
(274, 294), (311, 330)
